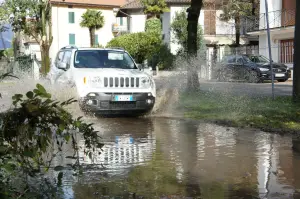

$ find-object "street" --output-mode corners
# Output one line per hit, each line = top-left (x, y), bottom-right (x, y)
(154, 71), (293, 97)
(0, 76), (299, 198)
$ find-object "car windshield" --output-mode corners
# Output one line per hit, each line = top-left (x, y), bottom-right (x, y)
(242, 56), (251, 63)
(74, 50), (137, 69)
(248, 55), (269, 63)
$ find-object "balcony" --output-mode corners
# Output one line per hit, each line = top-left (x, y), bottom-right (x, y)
(244, 9), (296, 33)
(112, 23), (128, 33)
(200, 24), (248, 36)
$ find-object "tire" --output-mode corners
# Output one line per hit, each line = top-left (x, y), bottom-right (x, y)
(217, 69), (232, 82)
(246, 70), (260, 83)
(278, 79), (288, 82)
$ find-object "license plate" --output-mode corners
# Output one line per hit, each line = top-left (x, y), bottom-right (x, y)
(275, 73), (285, 77)
(114, 95), (133, 101)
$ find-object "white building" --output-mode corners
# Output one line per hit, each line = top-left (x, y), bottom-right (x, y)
(49, 0), (128, 60)
(117, 0), (258, 55)
(247, 0), (295, 70)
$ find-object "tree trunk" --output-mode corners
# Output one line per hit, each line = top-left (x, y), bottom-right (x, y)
(235, 16), (240, 46)
(40, 44), (50, 75)
(89, 28), (95, 47)
(186, 0), (203, 91)
(293, 1), (300, 102)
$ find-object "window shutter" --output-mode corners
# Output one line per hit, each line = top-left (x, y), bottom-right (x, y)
(69, 12), (75, 23)
(94, 34), (99, 46)
(69, 34), (75, 45)
(120, 17), (123, 26)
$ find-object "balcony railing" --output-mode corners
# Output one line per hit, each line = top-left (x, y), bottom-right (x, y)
(200, 24), (248, 36)
(112, 23), (128, 33)
(244, 9), (296, 33)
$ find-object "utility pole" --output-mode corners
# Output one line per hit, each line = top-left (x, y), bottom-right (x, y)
(265, 0), (275, 100)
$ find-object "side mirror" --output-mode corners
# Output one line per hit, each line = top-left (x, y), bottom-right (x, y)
(137, 64), (144, 70)
(58, 62), (67, 70)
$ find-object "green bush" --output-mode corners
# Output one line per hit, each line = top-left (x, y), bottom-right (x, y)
(145, 18), (162, 34)
(107, 32), (162, 63)
(171, 8), (204, 52)
(0, 74), (103, 198)
(148, 44), (175, 70)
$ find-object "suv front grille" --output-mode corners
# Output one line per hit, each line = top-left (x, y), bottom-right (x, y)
(104, 77), (140, 88)
(109, 101), (136, 109)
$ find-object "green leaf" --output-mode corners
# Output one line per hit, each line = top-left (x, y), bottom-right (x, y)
(57, 172), (63, 187)
(26, 91), (34, 99)
(0, 146), (6, 154)
(65, 156), (77, 159)
(59, 124), (65, 131)
(36, 83), (46, 94)
(54, 166), (64, 171)
(23, 150), (34, 157)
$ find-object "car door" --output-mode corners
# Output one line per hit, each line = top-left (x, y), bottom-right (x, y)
(48, 50), (65, 84)
(55, 50), (73, 85)
(235, 56), (246, 80)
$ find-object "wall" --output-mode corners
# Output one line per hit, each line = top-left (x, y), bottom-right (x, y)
(259, 0), (282, 29)
(51, 5), (117, 60)
(259, 34), (280, 63)
(24, 43), (41, 61)
(129, 11), (146, 33)
(215, 10), (235, 35)
(162, 12), (171, 46)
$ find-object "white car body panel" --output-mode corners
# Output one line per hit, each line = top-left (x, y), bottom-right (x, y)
(48, 47), (156, 99)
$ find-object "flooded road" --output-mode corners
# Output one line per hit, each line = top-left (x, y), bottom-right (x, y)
(53, 117), (300, 199)
(1, 80), (300, 198)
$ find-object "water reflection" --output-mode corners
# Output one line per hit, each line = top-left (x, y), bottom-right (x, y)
(55, 118), (300, 198)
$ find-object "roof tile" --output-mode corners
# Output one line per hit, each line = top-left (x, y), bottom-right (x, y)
(50, 0), (127, 7)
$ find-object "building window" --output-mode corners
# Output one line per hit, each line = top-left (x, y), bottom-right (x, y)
(204, 10), (216, 35)
(280, 39), (294, 64)
(94, 34), (98, 45)
(120, 17), (123, 26)
(69, 34), (75, 45)
(69, 12), (75, 23)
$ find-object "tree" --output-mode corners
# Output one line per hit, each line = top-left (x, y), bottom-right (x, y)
(0, 0), (53, 75)
(140, 0), (169, 18)
(107, 32), (162, 63)
(171, 9), (204, 53)
(80, 9), (105, 47)
(145, 17), (162, 34)
(293, 0), (300, 103)
(186, 0), (203, 91)
(0, 76), (103, 197)
(219, 0), (252, 46)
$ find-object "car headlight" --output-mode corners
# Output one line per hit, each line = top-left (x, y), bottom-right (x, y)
(86, 76), (102, 87)
(258, 67), (269, 72)
(140, 77), (151, 88)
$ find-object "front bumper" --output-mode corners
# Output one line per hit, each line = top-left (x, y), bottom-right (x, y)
(259, 70), (290, 80)
(79, 92), (155, 115)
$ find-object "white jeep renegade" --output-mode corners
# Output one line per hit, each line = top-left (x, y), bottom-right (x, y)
(48, 46), (156, 115)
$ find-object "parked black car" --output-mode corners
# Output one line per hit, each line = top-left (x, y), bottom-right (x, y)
(216, 54), (290, 83)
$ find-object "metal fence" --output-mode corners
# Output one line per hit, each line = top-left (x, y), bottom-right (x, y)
(244, 9), (296, 33)
(0, 54), (40, 80)
(200, 43), (295, 80)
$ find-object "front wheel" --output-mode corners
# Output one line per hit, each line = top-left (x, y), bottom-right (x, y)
(246, 70), (260, 83)
(278, 79), (288, 82)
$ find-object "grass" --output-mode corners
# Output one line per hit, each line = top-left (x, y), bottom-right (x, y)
(178, 91), (300, 133)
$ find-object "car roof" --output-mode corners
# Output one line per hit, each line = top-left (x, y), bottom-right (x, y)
(60, 46), (126, 52)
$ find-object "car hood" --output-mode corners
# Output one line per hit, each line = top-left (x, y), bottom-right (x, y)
(73, 68), (151, 78)
(256, 62), (287, 69)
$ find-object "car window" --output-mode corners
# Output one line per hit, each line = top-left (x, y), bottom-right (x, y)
(236, 56), (244, 64)
(55, 51), (64, 67)
(62, 51), (72, 68)
(74, 50), (137, 69)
